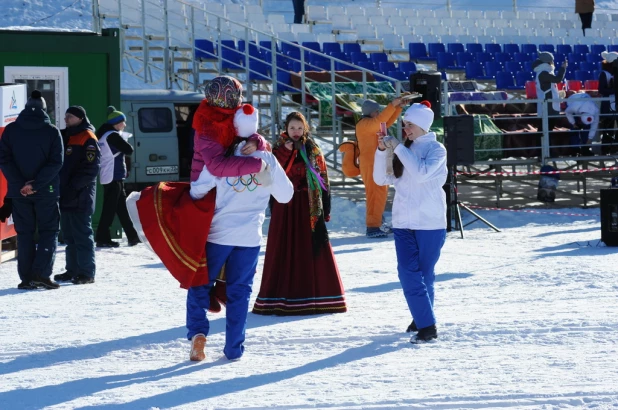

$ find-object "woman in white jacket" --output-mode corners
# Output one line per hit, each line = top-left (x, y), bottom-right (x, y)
(374, 101), (448, 343)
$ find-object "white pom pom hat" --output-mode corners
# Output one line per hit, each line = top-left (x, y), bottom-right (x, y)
(403, 100), (434, 133)
(234, 104), (259, 138)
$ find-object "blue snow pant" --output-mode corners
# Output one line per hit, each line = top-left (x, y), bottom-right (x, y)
(393, 228), (446, 330)
(11, 196), (60, 281)
(186, 242), (259, 360)
(60, 211), (96, 278)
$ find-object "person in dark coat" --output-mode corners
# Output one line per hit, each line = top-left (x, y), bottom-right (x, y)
(575, 0), (595, 36)
(598, 51), (617, 154)
(292, 0), (305, 24)
(94, 106), (140, 248)
(54, 106), (101, 285)
(532, 51), (567, 131)
(0, 90), (63, 290)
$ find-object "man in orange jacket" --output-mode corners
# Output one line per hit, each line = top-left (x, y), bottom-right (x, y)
(355, 98), (405, 238)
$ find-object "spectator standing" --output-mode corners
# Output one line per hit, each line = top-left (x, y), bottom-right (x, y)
(374, 101), (448, 343)
(533, 52), (567, 131)
(95, 106), (140, 248)
(575, 0), (595, 36)
(355, 98), (404, 238)
(0, 90), (63, 290)
(54, 106), (101, 285)
(292, 0), (305, 24)
(598, 51), (617, 154)
(253, 111), (346, 316)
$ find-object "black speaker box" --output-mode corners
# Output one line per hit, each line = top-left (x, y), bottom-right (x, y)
(410, 71), (442, 118)
(600, 189), (618, 246)
(444, 115), (475, 166)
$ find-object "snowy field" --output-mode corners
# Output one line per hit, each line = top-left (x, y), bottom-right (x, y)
(1, 198), (618, 410)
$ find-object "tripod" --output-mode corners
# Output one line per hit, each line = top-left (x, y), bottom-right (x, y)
(448, 167), (501, 239)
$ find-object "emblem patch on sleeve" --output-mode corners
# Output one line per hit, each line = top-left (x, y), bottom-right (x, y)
(86, 145), (97, 163)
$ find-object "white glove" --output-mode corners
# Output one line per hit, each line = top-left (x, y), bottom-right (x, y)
(256, 162), (272, 187)
(260, 159), (268, 172)
(382, 136), (400, 150)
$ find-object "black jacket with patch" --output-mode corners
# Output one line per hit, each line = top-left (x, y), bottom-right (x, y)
(59, 121), (101, 214)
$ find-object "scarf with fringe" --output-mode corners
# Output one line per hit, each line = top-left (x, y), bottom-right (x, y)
(192, 99), (238, 149)
(274, 132), (330, 247)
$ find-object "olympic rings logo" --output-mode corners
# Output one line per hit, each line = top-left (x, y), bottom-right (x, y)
(226, 174), (261, 192)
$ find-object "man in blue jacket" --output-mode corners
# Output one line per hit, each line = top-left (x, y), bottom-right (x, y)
(54, 106), (101, 285)
(0, 90), (63, 290)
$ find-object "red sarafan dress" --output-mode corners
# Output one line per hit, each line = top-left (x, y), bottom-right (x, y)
(253, 136), (346, 316)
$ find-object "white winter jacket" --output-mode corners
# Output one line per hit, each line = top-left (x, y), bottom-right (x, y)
(564, 92), (600, 141)
(373, 132), (448, 230)
(190, 141), (294, 247)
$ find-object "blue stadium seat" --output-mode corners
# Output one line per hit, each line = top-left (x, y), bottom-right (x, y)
(437, 52), (461, 70)
(357, 60), (375, 71)
(574, 44), (590, 55)
(282, 42), (301, 59)
(329, 52), (348, 63)
(343, 43), (362, 54)
(335, 60), (356, 71)
(553, 52), (566, 65)
(238, 40), (261, 58)
(523, 61), (533, 72)
(521, 44), (537, 54)
(608, 45), (618, 53)
(259, 41), (279, 54)
(447, 43), (465, 55)
(485, 43), (502, 54)
(398, 61), (417, 76)
(249, 58), (271, 81)
(195, 39), (216, 61)
(378, 61), (397, 73)
(505, 61), (523, 74)
(513, 52), (531, 63)
(515, 70), (534, 87)
(484, 61), (503, 79)
(494, 52), (512, 63)
(427, 43), (446, 58)
(475, 52), (493, 64)
(568, 53), (586, 63)
(585, 53), (602, 63)
(301, 42), (321, 60)
(538, 44), (555, 54)
(466, 43), (483, 54)
(409, 43), (431, 60)
(322, 42), (342, 55)
(556, 44), (572, 55)
(350, 52), (369, 64)
(310, 58), (332, 71)
(574, 70), (593, 82)
(456, 52), (474, 67)
(220, 40), (244, 71)
(276, 69), (296, 93)
(387, 70), (409, 81)
(590, 44), (606, 55)
(579, 61), (596, 72)
(503, 43), (520, 54)
(370, 53), (389, 64)
(496, 71), (520, 90)
(465, 61), (492, 80)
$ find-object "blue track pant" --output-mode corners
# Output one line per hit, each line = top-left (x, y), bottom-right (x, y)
(186, 242), (259, 360)
(393, 228), (446, 330)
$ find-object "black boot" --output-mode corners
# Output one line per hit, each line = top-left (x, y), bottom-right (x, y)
(406, 320), (418, 333)
(411, 324), (438, 343)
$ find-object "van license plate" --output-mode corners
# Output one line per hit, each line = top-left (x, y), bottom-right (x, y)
(146, 165), (178, 175)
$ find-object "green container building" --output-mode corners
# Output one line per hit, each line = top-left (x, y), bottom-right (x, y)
(0, 28), (123, 238)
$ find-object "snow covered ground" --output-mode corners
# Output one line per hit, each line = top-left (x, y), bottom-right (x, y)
(1, 198), (618, 410)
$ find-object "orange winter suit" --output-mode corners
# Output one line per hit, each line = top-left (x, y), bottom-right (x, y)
(355, 103), (402, 228)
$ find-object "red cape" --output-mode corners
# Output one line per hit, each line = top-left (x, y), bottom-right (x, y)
(135, 182), (216, 289)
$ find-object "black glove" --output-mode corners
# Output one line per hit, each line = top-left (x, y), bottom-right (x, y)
(0, 198), (12, 223)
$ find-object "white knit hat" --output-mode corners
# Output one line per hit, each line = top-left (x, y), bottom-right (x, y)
(403, 101), (434, 132)
(234, 104), (259, 138)
(601, 51), (618, 63)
